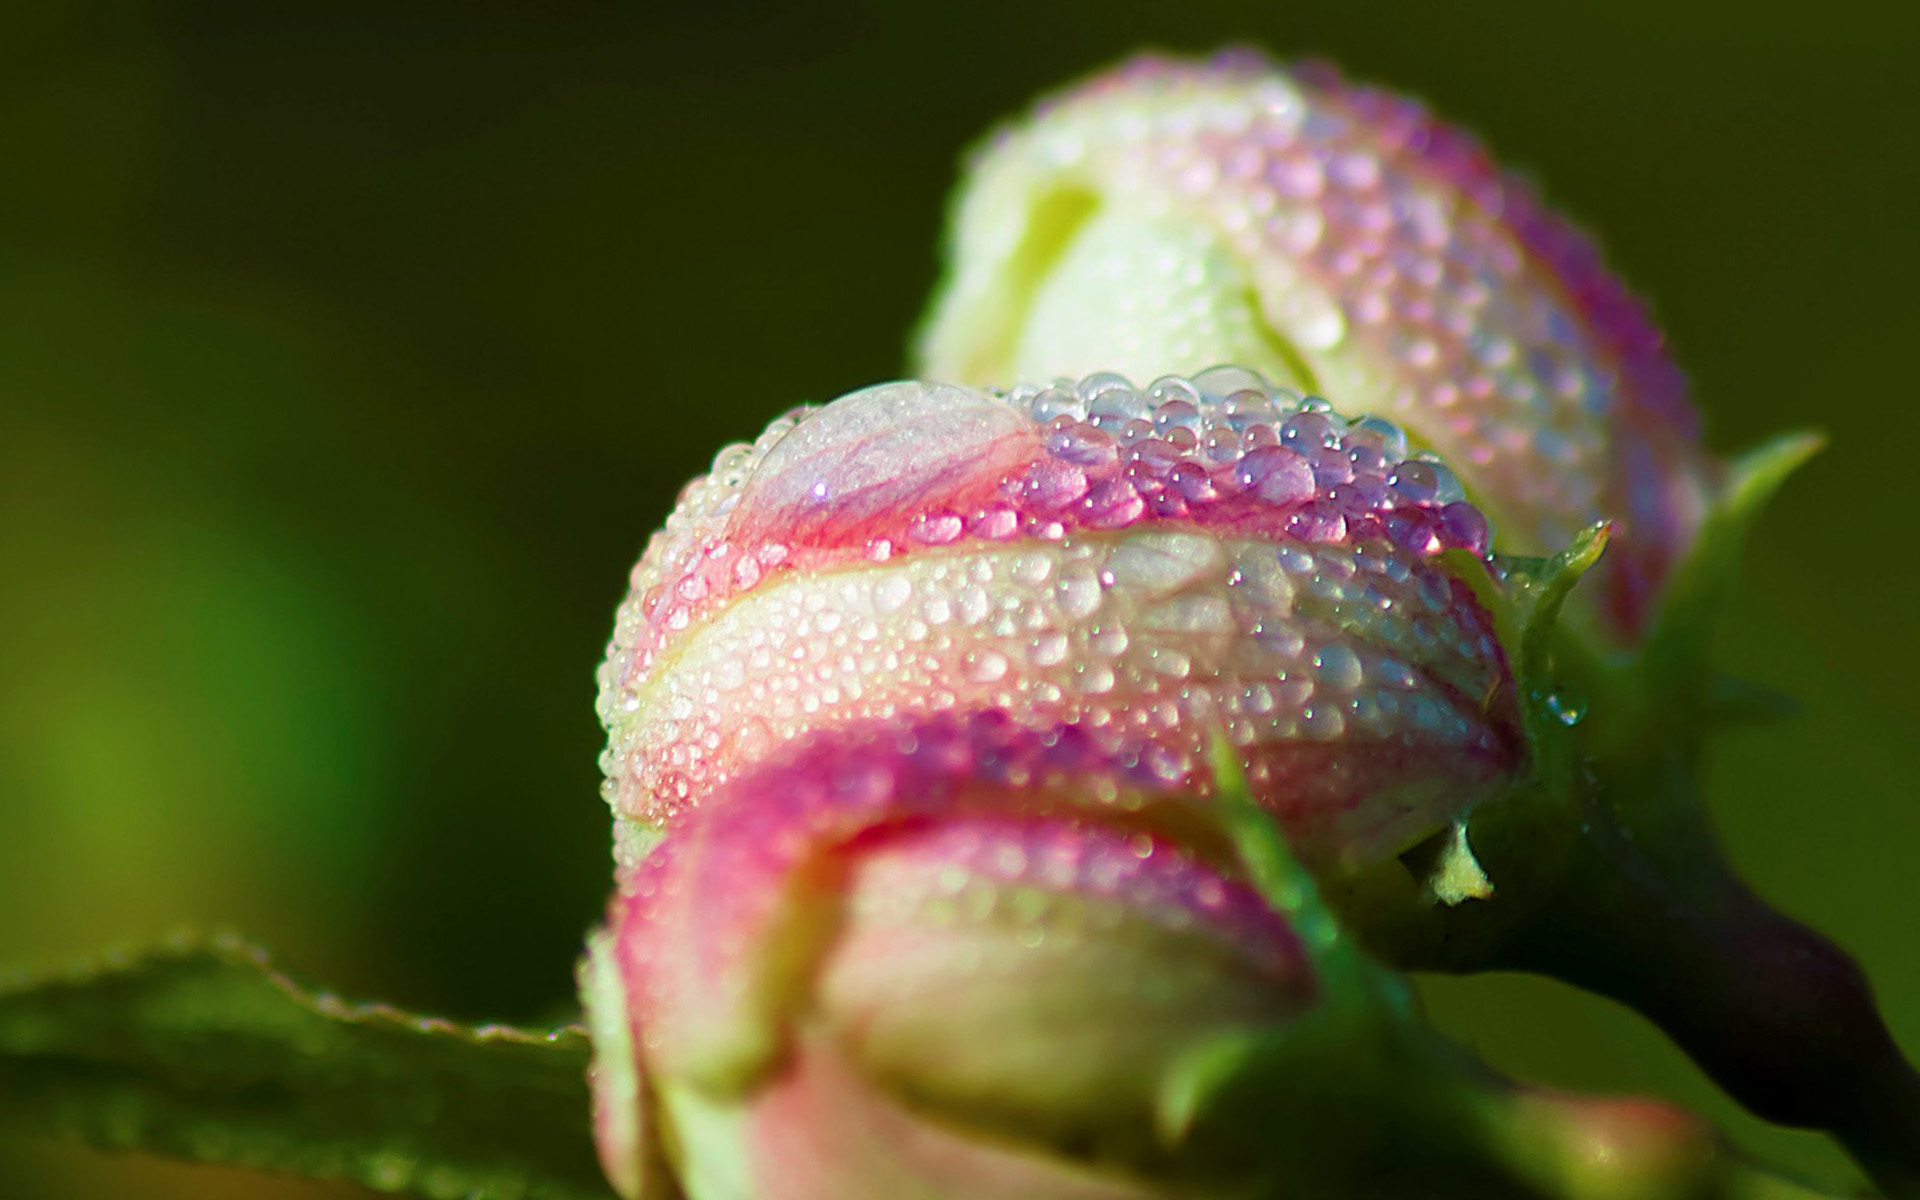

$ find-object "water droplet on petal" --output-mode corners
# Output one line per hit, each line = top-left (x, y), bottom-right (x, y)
(968, 650), (1010, 683)
(910, 510), (966, 545)
(1056, 567), (1103, 618)
(1545, 687), (1588, 726)
(1235, 445), (1316, 505)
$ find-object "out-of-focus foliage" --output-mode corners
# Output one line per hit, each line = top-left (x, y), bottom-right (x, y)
(0, 935), (606, 1199)
(0, 0), (1914, 1195)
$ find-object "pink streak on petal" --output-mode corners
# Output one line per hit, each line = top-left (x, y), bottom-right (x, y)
(616, 715), (1161, 1084)
(605, 493), (1521, 854)
(600, 375), (1505, 767)
(614, 711), (1318, 1133)
(731, 380), (1043, 553)
(834, 809), (1310, 985)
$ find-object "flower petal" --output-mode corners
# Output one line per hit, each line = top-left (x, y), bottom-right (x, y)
(663, 1030), (1170, 1200)
(606, 713), (1315, 1199)
(815, 811), (1315, 1155)
(600, 375), (1521, 869)
(915, 52), (1716, 637)
(613, 715), (1176, 1091)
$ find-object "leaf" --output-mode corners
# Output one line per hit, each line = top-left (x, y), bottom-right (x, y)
(1157, 741), (1427, 1148)
(1504, 522), (1612, 695)
(0, 931), (612, 1200)
(1642, 431), (1824, 696)
(1458, 522), (1611, 696)
(1441, 523), (1610, 761)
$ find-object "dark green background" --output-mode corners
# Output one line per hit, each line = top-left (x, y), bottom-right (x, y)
(1, 1), (1914, 1194)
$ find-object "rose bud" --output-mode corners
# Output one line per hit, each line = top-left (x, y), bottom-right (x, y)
(583, 714), (1330, 1200)
(595, 372), (1526, 919)
(903, 58), (1920, 1173)
(588, 365), (1919, 1183)
(914, 50), (1717, 642)
(580, 719), (1850, 1200)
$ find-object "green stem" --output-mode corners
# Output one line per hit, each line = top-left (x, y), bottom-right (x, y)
(1486, 759), (1920, 1198)
(1204, 750), (1860, 1200)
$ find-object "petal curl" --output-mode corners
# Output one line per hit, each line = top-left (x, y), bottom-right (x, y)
(605, 713), (1316, 1199)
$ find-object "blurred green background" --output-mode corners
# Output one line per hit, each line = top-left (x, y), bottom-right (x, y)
(1, 1), (1913, 1195)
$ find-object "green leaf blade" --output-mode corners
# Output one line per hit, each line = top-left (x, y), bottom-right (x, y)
(0, 933), (612, 1200)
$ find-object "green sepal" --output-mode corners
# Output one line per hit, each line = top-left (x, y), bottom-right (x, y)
(1460, 522), (1610, 696)
(1703, 672), (1800, 727)
(1642, 431), (1824, 701)
(1198, 736), (1407, 1005)
(1438, 523), (1613, 837)
(1505, 522), (1612, 697)
(1158, 768), (1854, 1200)
(1436, 523), (1611, 767)
(1157, 740), (1425, 1150)
(0, 931), (611, 1200)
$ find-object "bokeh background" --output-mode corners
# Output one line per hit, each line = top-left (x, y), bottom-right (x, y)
(2, 1), (1914, 1195)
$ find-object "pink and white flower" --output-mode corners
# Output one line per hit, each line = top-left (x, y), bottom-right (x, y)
(586, 372), (1530, 1197)
(586, 715), (1320, 1200)
(916, 52), (1715, 639)
(596, 373), (1521, 875)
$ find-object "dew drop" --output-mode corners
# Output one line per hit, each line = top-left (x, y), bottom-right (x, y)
(1024, 459), (1091, 509)
(1152, 398), (1203, 433)
(1193, 365), (1272, 402)
(1087, 380), (1149, 427)
(1056, 568), (1103, 619)
(910, 510), (965, 545)
(971, 507), (1020, 540)
(1047, 421), (1118, 467)
(1169, 460), (1218, 502)
(1439, 501), (1491, 556)
(1147, 375), (1204, 408)
(1149, 649), (1193, 679)
(1286, 502), (1347, 543)
(1028, 631), (1070, 667)
(1347, 415), (1410, 463)
(1386, 459), (1440, 504)
(1234, 445), (1316, 504)
(1009, 552), (1055, 588)
(1143, 742), (1189, 782)
(1222, 388), (1277, 429)
(1308, 442), (1355, 487)
(874, 574), (913, 613)
(1280, 411), (1341, 451)
(1545, 687), (1588, 726)
(1312, 644), (1364, 692)
(968, 650), (1010, 683)
(1082, 479), (1146, 528)
(1301, 704), (1346, 740)
(1029, 386), (1084, 423)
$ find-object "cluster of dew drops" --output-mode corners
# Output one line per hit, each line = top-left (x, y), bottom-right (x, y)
(995, 366), (1493, 559)
(605, 366), (1501, 737)
(623, 368), (1500, 673)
